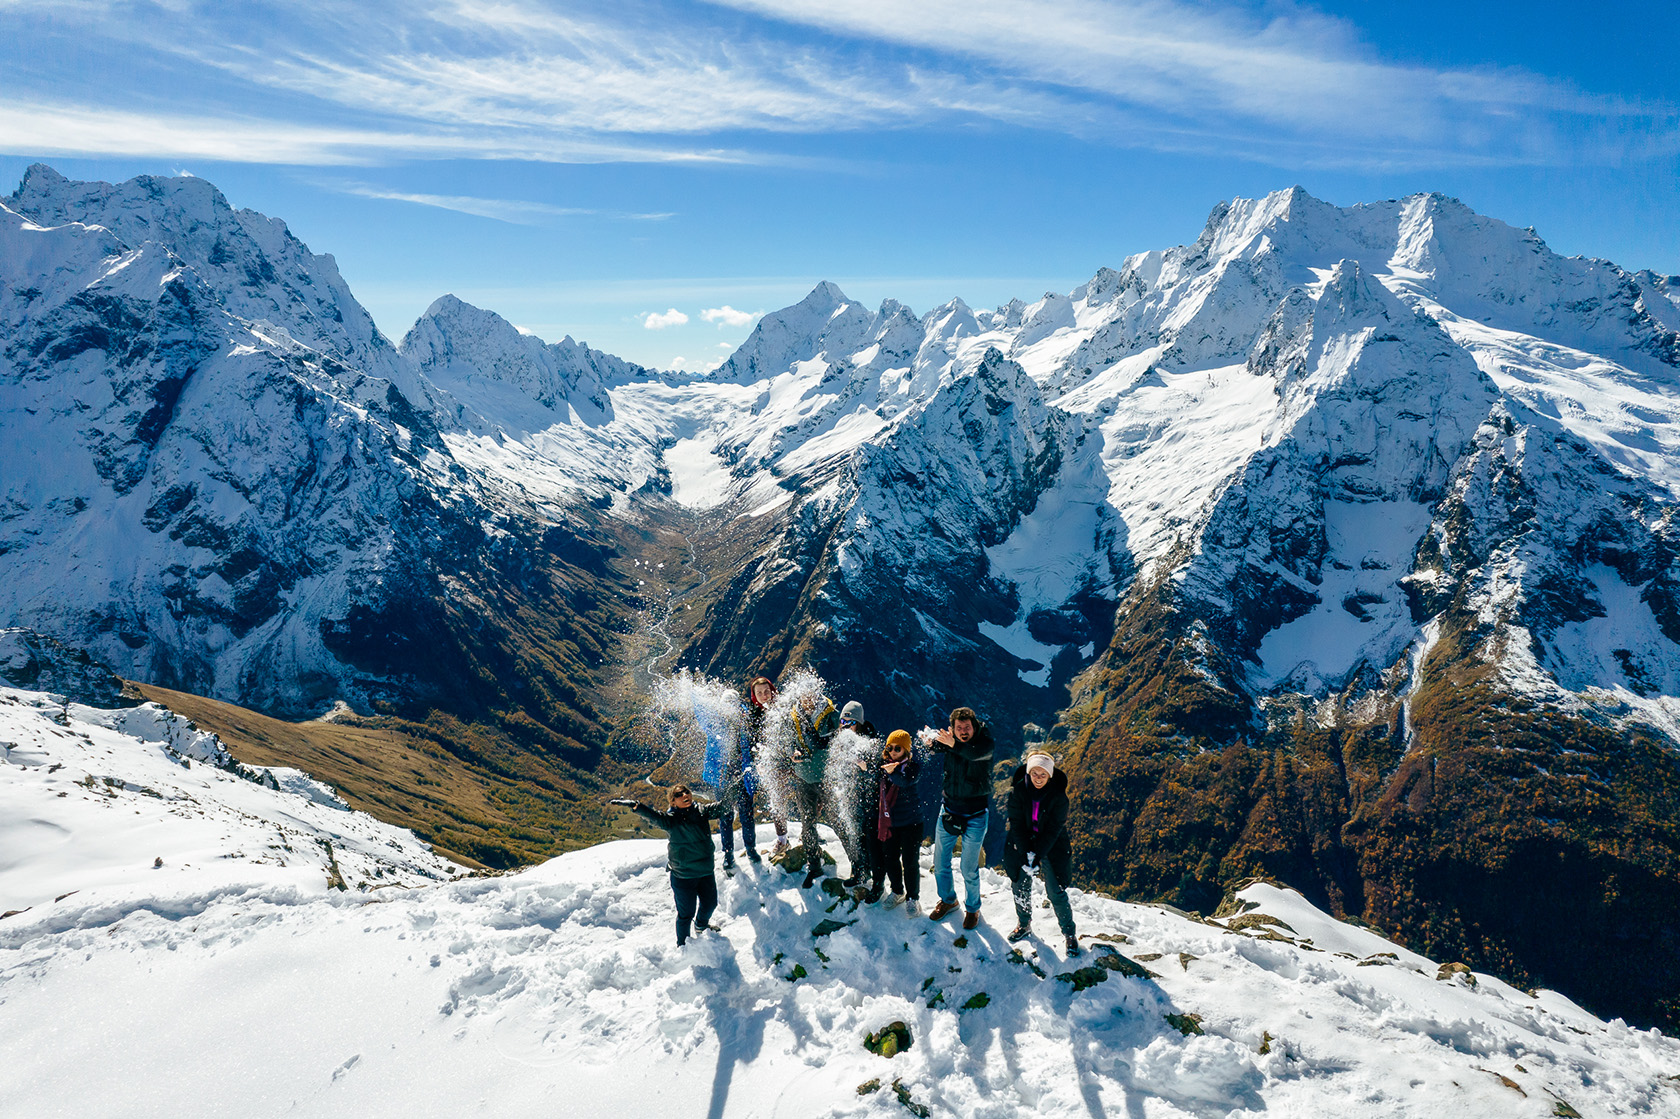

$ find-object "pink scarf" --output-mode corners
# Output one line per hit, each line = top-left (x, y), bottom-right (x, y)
(877, 775), (898, 841)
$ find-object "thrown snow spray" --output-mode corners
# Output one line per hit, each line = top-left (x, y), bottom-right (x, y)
(645, 670), (749, 794)
(642, 663), (913, 865)
(823, 724), (881, 865)
(748, 667), (827, 826)
(735, 667), (871, 846)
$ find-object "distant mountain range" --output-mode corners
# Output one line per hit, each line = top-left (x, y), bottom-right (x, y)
(3, 164), (1677, 1030)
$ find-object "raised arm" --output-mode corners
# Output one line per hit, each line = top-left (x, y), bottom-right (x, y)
(885, 757), (920, 788)
(613, 799), (674, 828)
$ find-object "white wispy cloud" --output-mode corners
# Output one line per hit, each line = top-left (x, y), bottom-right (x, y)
(701, 305), (756, 328)
(331, 182), (672, 224)
(716, 0), (1678, 166)
(0, 98), (753, 166)
(642, 308), (689, 329)
(2, 0), (1671, 169)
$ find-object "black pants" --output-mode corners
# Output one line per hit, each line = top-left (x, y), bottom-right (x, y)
(671, 872), (717, 945)
(839, 813), (870, 881)
(869, 822), (923, 899)
(1007, 856), (1075, 937)
(793, 779), (827, 874)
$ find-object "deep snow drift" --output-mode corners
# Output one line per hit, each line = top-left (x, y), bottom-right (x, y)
(3, 686), (1676, 1118)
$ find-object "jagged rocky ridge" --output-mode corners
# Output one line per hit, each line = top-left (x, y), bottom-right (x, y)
(3, 167), (1679, 1027)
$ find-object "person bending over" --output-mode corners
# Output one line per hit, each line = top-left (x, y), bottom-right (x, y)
(1004, 752), (1080, 957)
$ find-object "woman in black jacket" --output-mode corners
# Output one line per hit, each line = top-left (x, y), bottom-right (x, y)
(1003, 753), (1080, 957)
(867, 729), (924, 914)
(612, 784), (728, 946)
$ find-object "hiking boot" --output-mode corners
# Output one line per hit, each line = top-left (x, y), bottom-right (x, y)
(771, 836), (790, 857)
(722, 860), (737, 878)
(1007, 924), (1031, 943)
(883, 892), (905, 909)
(928, 899), (958, 921)
(745, 850), (762, 864)
(862, 886), (883, 904)
(904, 899), (919, 918)
(1065, 935), (1082, 957)
(963, 910), (980, 930)
(842, 873), (861, 888)
(802, 867), (823, 889)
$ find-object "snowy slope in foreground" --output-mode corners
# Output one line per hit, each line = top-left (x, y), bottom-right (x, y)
(0, 687), (459, 918)
(3, 691), (1677, 1118)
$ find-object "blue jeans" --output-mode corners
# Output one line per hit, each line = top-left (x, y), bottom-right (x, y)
(933, 803), (989, 912)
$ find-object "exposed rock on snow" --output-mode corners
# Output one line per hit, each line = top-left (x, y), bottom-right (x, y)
(0, 629), (132, 708)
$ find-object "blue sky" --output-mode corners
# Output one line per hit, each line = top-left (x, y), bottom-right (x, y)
(2, 0), (1675, 371)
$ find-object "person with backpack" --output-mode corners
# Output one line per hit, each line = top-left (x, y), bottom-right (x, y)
(868, 729), (923, 915)
(1003, 752), (1080, 956)
(611, 784), (728, 947)
(927, 706), (994, 929)
(787, 689), (839, 888)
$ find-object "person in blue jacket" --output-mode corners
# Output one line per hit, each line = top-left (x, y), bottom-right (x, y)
(715, 692), (761, 874)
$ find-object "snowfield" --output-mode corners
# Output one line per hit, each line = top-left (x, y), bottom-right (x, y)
(3, 687), (1677, 1118)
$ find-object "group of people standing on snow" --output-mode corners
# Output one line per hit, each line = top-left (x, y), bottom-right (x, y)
(611, 675), (1081, 959)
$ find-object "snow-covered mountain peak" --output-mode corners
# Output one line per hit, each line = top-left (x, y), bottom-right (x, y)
(7, 165), (438, 412)
(1311, 257), (1402, 327)
(714, 281), (872, 383)
(401, 292), (651, 427)
(920, 295), (982, 350)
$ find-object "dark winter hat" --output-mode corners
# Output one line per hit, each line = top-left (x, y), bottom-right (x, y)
(841, 701), (865, 724)
(950, 706), (978, 727)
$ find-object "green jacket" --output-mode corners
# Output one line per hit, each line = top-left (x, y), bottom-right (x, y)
(631, 801), (726, 878)
(788, 698), (839, 785)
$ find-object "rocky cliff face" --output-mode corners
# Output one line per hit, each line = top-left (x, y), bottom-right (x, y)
(4, 167), (1678, 1026)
